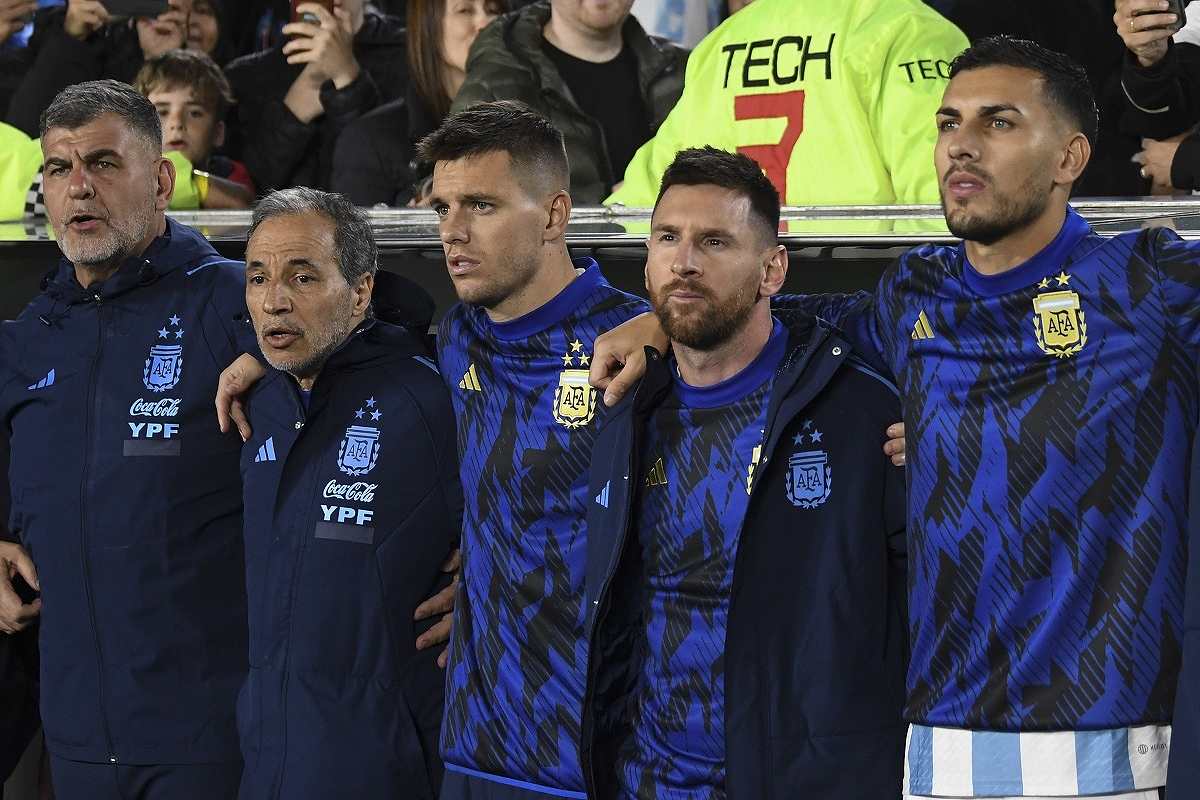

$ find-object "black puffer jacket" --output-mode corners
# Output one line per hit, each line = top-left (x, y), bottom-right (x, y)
(450, 1), (687, 203)
(224, 10), (408, 193)
(330, 80), (438, 206)
(1121, 40), (1200, 191)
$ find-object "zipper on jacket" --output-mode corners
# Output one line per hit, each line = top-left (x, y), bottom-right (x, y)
(270, 381), (312, 800)
(79, 291), (119, 763)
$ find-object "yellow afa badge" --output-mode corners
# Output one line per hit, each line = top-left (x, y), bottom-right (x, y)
(553, 339), (597, 429)
(1032, 272), (1087, 358)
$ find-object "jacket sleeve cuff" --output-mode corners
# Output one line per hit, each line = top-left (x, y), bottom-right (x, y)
(318, 72), (380, 125)
(1171, 133), (1200, 189)
(1122, 45), (1179, 114)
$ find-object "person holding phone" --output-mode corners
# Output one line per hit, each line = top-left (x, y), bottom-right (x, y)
(1114, 0), (1200, 192)
(223, 0), (406, 193)
(4, 0), (232, 136)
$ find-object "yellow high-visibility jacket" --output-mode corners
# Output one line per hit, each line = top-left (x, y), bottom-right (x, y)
(608, 0), (968, 208)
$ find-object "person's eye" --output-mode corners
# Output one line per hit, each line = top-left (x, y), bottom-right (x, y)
(990, 118), (1012, 129)
(657, 233), (675, 243)
(433, 203), (449, 216)
(249, 275), (265, 285)
(295, 274), (313, 285)
(96, 161), (115, 169)
(937, 119), (957, 132)
(705, 238), (725, 248)
(472, 201), (492, 212)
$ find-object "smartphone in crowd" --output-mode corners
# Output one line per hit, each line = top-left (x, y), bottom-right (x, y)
(290, 0), (335, 25)
(100, 0), (169, 18)
(1136, 0), (1187, 33)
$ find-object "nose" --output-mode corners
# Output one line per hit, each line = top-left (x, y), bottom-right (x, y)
(439, 206), (469, 246)
(166, 109), (185, 135)
(671, 239), (700, 278)
(66, 164), (94, 200)
(945, 123), (981, 164)
(475, 10), (493, 32)
(261, 282), (292, 315)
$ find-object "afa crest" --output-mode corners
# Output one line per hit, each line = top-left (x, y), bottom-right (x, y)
(144, 314), (184, 392)
(553, 339), (597, 429)
(337, 397), (383, 476)
(786, 421), (831, 508)
(338, 425), (380, 476)
(1032, 278), (1087, 358)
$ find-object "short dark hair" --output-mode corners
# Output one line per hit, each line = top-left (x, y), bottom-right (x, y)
(949, 36), (1099, 148)
(40, 79), (162, 152)
(416, 100), (569, 194)
(134, 49), (236, 120)
(656, 146), (781, 241)
(249, 187), (378, 285)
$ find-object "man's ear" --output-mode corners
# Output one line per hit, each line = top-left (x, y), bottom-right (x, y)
(157, 155), (176, 211)
(352, 271), (375, 317)
(1057, 132), (1091, 186)
(759, 244), (788, 298)
(544, 189), (572, 243)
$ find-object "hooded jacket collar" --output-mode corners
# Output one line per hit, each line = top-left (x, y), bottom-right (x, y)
(41, 216), (228, 307)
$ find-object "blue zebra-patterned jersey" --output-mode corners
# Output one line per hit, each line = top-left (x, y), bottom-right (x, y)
(436, 261), (649, 791)
(616, 321), (783, 800)
(820, 208), (1200, 732)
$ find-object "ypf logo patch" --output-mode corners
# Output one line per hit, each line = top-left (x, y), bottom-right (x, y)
(337, 397), (382, 477)
(786, 420), (831, 509)
(144, 314), (184, 392)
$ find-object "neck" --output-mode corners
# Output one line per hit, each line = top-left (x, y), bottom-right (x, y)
(543, 11), (623, 62)
(442, 66), (466, 105)
(72, 213), (167, 288)
(964, 203), (1068, 276)
(674, 306), (772, 388)
(485, 245), (579, 323)
(295, 374), (318, 391)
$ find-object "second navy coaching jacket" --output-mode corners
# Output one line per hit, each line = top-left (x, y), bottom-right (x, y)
(581, 313), (909, 800)
(237, 318), (461, 800)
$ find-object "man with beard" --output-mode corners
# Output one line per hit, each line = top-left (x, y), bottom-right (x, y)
(236, 187), (459, 799)
(581, 147), (908, 799)
(0, 79), (250, 799)
(592, 36), (1192, 800)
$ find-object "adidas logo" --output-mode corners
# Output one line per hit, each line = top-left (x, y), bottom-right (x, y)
(645, 457), (667, 488)
(911, 310), (935, 341)
(595, 481), (610, 508)
(458, 364), (482, 392)
(27, 368), (55, 390)
(253, 436), (277, 463)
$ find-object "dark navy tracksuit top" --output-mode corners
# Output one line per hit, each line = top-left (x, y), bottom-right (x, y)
(0, 219), (251, 765)
(237, 319), (460, 800)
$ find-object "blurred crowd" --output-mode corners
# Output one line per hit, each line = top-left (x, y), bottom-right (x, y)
(1, 0), (1199, 213)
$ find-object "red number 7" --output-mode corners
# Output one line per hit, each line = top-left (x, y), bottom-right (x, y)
(735, 91), (806, 201)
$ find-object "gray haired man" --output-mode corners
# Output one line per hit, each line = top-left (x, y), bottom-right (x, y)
(236, 188), (461, 800)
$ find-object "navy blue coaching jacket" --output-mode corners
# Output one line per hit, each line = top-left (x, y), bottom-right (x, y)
(581, 314), (909, 800)
(237, 318), (460, 800)
(0, 218), (250, 765)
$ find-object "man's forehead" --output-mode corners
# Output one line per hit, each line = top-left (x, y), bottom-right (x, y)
(433, 150), (515, 183)
(655, 184), (752, 226)
(248, 212), (335, 256)
(943, 65), (1044, 109)
(42, 115), (141, 155)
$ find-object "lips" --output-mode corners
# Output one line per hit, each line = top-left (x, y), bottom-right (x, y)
(66, 212), (104, 231)
(447, 254), (480, 276)
(945, 169), (988, 199)
(166, 139), (188, 150)
(262, 326), (302, 349)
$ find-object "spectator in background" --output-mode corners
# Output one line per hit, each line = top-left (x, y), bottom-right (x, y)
(932, 0), (1142, 197)
(5, 0), (231, 136)
(331, 0), (506, 206)
(608, 0), (967, 207)
(134, 48), (255, 206)
(1116, 0), (1200, 193)
(224, 0), (407, 193)
(450, 0), (688, 204)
